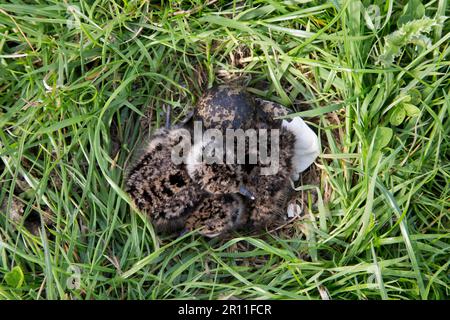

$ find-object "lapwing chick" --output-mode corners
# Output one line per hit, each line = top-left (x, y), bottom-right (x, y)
(195, 85), (256, 131)
(239, 98), (320, 229)
(186, 138), (255, 199)
(125, 127), (205, 234)
(243, 127), (297, 229)
(184, 194), (246, 238)
(255, 98), (320, 180)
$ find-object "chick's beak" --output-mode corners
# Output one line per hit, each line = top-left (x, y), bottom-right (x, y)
(239, 185), (255, 200)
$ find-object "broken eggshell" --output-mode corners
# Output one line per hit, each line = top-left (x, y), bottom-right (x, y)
(282, 116), (320, 181)
(254, 98), (320, 180)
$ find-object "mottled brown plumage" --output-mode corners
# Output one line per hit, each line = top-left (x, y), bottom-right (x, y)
(243, 127), (296, 228)
(186, 139), (254, 198)
(189, 161), (243, 195)
(125, 128), (205, 233)
(195, 85), (256, 131)
(189, 90), (290, 199)
(184, 193), (246, 238)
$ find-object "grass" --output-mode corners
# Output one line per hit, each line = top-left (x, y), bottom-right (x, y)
(0, 0), (449, 300)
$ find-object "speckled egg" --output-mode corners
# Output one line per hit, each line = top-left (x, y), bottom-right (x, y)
(194, 85), (256, 131)
(254, 97), (290, 129)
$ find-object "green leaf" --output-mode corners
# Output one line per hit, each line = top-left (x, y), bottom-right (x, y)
(4, 266), (24, 288)
(35, 115), (91, 135)
(287, 102), (344, 118)
(403, 103), (421, 117)
(379, 17), (443, 66)
(199, 16), (255, 33)
(390, 106), (406, 126)
(370, 150), (382, 168)
(397, 0), (425, 27)
(402, 94), (412, 103)
(408, 88), (422, 103)
(373, 127), (393, 150)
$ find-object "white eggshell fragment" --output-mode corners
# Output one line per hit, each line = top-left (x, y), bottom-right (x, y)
(282, 117), (320, 180)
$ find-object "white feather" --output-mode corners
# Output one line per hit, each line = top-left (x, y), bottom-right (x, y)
(282, 117), (320, 180)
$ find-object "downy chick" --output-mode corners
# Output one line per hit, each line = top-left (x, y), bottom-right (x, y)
(184, 193), (246, 238)
(185, 138), (255, 199)
(242, 98), (320, 228)
(243, 127), (297, 229)
(254, 98), (320, 181)
(125, 127), (205, 234)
